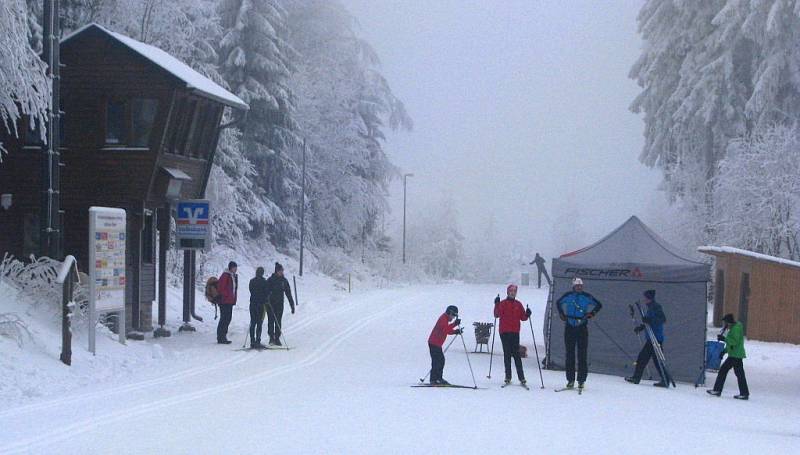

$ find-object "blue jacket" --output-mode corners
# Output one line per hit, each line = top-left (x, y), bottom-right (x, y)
(642, 301), (666, 343)
(556, 291), (602, 327)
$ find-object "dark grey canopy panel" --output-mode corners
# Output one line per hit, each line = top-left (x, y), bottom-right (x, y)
(543, 216), (710, 383)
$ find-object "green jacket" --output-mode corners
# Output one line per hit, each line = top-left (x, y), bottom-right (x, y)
(724, 322), (746, 359)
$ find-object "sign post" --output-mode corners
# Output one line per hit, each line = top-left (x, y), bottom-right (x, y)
(175, 200), (212, 250)
(88, 207), (127, 354)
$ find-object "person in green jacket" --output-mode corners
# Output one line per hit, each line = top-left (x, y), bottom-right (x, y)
(707, 313), (749, 400)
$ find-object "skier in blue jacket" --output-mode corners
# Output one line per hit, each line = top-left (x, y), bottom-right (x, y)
(625, 289), (669, 387)
(556, 277), (603, 390)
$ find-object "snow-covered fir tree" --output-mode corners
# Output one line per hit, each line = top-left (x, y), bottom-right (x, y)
(631, 0), (800, 247)
(217, 0), (301, 246)
(286, 0), (412, 253)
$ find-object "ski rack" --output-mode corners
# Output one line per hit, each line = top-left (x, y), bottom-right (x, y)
(635, 302), (677, 388)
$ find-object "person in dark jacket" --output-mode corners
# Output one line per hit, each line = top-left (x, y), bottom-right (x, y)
(248, 267), (269, 349)
(625, 290), (669, 387)
(265, 262), (295, 346)
(556, 277), (602, 389)
(494, 284), (531, 385)
(707, 314), (749, 400)
(529, 253), (552, 288)
(216, 261), (238, 344)
(427, 305), (462, 385)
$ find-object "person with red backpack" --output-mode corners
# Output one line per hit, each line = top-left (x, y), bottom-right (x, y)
(494, 284), (531, 386)
(427, 305), (462, 385)
(216, 261), (238, 344)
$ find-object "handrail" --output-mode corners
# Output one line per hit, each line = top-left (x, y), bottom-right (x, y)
(56, 255), (80, 284)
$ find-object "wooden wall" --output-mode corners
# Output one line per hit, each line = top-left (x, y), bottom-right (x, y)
(713, 253), (800, 344)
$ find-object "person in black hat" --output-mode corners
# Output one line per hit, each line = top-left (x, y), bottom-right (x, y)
(625, 289), (669, 387)
(265, 262), (295, 346)
(707, 313), (749, 399)
(248, 267), (269, 349)
(427, 305), (462, 385)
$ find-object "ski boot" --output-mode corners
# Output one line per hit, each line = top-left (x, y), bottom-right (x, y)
(653, 381), (668, 388)
(274, 338), (283, 347)
(504, 378), (512, 386)
(734, 394), (749, 400)
(565, 381), (575, 389)
(706, 390), (721, 397)
(577, 382), (585, 392)
(624, 377), (639, 384)
(520, 380), (527, 386)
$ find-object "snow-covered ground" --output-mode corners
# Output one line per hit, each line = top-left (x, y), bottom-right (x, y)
(1, 281), (799, 454)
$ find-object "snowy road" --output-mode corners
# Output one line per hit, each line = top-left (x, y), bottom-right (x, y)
(1, 284), (799, 454)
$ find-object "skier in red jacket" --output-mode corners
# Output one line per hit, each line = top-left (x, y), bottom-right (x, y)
(216, 261), (238, 344)
(427, 305), (462, 385)
(494, 284), (531, 385)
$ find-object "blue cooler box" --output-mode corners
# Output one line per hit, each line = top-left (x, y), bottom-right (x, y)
(705, 341), (725, 370)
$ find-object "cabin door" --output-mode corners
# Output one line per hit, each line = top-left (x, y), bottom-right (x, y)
(738, 273), (750, 335)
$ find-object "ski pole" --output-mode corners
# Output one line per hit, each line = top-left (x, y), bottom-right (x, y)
(459, 329), (478, 389)
(420, 336), (458, 383)
(487, 294), (499, 379)
(527, 306), (545, 389)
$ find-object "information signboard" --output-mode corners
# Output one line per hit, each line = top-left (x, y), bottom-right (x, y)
(88, 207), (127, 353)
(175, 200), (212, 250)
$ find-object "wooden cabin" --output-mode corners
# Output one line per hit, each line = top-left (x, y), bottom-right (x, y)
(699, 246), (800, 344)
(0, 23), (247, 335)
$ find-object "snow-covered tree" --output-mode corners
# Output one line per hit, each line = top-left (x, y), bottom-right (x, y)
(217, 0), (301, 246)
(713, 124), (800, 259)
(407, 194), (465, 280)
(1, 0), (50, 159)
(287, 0), (411, 253)
(631, 0), (800, 244)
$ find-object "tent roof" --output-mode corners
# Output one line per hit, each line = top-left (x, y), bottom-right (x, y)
(559, 216), (704, 267)
(61, 24), (248, 110)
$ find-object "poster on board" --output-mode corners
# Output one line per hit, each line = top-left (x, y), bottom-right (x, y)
(89, 207), (126, 353)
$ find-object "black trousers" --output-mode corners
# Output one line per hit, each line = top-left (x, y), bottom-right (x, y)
(500, 332), (526, 381)
(429, 344), (445, 382)
(267, 302), (284, 340)
(249, 303), (265, 344)
(632, 341), (667, 382)
(713, 357), (749, 396)
(216, 304), (233, 342)
(537, 267), (552, 288)
(564, 324), (589, 383)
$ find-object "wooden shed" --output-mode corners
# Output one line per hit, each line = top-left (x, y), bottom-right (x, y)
(0, 23), (247, 336)
(699, 246), (800, 344)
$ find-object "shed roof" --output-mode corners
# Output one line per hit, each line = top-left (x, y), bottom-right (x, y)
(61, 23), (248, 110)
(698, 246), (800, 270)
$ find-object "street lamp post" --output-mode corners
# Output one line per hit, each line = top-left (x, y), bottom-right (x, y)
(402, 173), (413, 264)
(299, 140), (306, 276)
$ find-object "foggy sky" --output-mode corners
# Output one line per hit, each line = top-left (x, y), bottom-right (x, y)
(343, 0), (664, 260)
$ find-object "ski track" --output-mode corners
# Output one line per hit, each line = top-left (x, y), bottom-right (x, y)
(0, 296), (402, 454)
(0, 294), (360, 420)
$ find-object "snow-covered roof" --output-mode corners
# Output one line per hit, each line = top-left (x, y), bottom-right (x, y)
(61, 23), (248, 110)
(698, 246), (800, 270)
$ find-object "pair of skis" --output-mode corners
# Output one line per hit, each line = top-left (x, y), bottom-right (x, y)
(632, 302), (677, 388)
(554, 385), (584, 394)
(234, 345), (291, 352)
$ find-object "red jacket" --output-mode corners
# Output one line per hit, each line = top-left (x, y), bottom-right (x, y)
(428, 313), (458, 347)
(494, 298), (528, 333)
(217, 271), (238, 305)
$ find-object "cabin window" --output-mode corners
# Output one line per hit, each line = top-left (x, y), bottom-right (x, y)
(131, 99), (159, 147)
(105, 100), (126, 144)
(142, 211), (154, 264)
(176, 99), (198, 155)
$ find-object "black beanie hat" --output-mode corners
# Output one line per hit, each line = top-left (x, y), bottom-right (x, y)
(275, 262), (284, 272)
(722, 313), (736, 324)
(228, 261), (238, 270)
(256, 266), (265, 277)
(644, 289), (655, 300)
